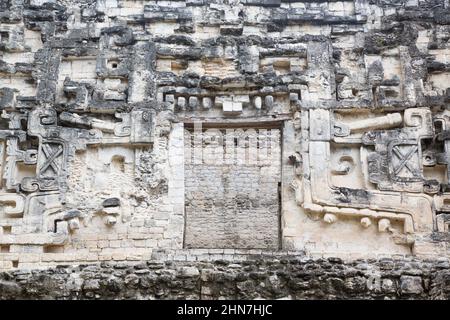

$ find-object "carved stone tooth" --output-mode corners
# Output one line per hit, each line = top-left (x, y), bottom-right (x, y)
(202, 97), (213, 109)
(177, 96), (186, 110)
(323, 213), (338, 224)
(378, 219), (391, 233)
(253, 96), (262, 110)
(361, 217), (372, 228)
(264, 95), (274, 109)
(106, 216), (117, 226)
(188, 96), (198, 110)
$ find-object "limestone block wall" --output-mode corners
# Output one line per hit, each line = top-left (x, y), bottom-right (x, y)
(0, 0), (449, 271)
(184, 127), (281, 249)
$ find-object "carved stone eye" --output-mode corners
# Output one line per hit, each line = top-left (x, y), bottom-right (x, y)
(422, 150), (436, 166)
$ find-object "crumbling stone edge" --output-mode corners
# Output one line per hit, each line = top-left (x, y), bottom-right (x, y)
(0, 255), (449, 300)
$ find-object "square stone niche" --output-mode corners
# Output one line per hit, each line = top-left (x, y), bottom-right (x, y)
(183, 124), (282, 249)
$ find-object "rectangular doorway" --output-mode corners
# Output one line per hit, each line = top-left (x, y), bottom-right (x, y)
(183, 124), (281, 249)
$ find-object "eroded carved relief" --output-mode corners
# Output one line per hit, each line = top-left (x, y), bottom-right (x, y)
(290, 107), (450, 254)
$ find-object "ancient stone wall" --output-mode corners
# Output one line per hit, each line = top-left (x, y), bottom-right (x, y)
(0, 255), (449, 299)
(0, 0), (449, 272)
(184, 127), (281, 249)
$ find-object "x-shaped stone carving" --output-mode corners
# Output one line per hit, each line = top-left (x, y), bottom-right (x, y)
(40, 143), (63, 174)
(392, 145), (419, 177)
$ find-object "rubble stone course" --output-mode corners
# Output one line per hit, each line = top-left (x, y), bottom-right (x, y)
(0, 0), (449, 299)
(1, 254), (449, 299)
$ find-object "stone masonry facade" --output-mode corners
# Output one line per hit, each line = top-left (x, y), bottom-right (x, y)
(0, 0), (450, 298)
(184, 127), (281, 249)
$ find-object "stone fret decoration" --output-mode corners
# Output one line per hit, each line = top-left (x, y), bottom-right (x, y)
(0, 0), (449, 273)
